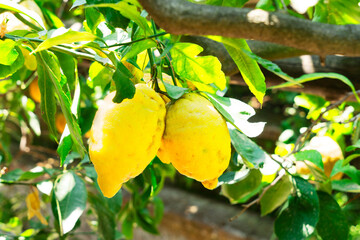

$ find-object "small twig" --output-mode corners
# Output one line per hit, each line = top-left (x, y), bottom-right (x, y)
(103, 32), (167, 48)
(291, 89), (360, 154)
(335, 113), (360, 125)
(342, 193), (360, 207)
(56, 0), (68, 18)
(280, 0), (288, 11)
(230, 171), (286, 221)
(29, 145), (57, 155)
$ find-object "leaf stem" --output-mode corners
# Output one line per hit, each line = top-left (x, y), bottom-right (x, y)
(147, 48), (159, 90)
(105, 32), (168, 48)
(13, 13), (43, 32)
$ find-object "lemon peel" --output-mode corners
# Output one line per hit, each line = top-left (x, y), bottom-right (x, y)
(89, 84), (166, 198)
(157, 93), (231, 189)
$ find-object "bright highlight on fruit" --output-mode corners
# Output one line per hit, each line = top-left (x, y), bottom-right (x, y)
(296, 136), (344, 180)
(88, 84), (166, 198)
(157, 93), (231, 189)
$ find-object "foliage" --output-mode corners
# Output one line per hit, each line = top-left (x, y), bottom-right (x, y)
(0, 0), (360, 239)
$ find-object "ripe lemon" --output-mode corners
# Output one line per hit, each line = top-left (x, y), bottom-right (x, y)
(157, 93), (231, 189)
(29, 78), (41, 103)
(89, 84), (166, 198)
(55, 113), (66, 134)
(296, 136), (343, 180)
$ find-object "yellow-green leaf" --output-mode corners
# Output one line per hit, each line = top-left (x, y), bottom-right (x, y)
(170, 42), (226, 91)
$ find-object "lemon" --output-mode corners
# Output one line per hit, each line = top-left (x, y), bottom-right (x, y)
(296, 136), (343, 180)
(157, 93), (231, 189)
(89, 84), (166, 198)
(29, 78), (41, 103)
(55, 113), (66, 134)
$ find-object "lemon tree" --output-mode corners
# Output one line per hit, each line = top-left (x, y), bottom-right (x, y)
(0, 1), (360, 240)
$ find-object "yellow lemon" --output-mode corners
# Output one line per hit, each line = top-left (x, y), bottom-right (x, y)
(296, 136), (343, 180)
(29, 78), (41, 103)
(157, 93), (231, 189)
(89, 84), (166, 198)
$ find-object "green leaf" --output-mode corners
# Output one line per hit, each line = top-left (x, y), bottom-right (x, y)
(53, 171), (87, 234)
(0, 0), (46, 29)
(71, 0), (87, 10)
(54, 52), (77, 90)
(205, 93), (266, 137)
(37, 51), (86, 156)
(316, 191), (349, 240)
(0, 40), (19, 65)
(112, 61), (136, 103)
(36, 53), (57, 137)
(221, 169), (262, 203)
(0, 46), (24, 78)
(84, 7), (102, 34)
(89, 61), (113, 88)
(162, 82), (188, 99)
(18, 167), (45, 181)
(170, 42), (226, 91)
(106, 190), (123, 214)
(86, 0), (130, 29)
(242, 49), (302, 87)
(152, 197), (164, 224)
(294, 93), (328, 119)
(294, 150), (324, 170)
(122, 213), (134, 239)
(346, 139), (360, 152)
(89, 0), (152, 34)
(256, 0), (276, 11)
(88, 193), (116, 240)
(217, 169), (251, 186)
(260, 175), (293, 216)
(221, 38), (266, 104)
(330, 160), (360, 182)
(34, 30), (99, 53)
(332, 179), (360, 193)
(57, 135), (73, 166)
(42, 8), (64, 29)
(229, 128), (267, 168)
(135, 211), (159, 235)
(0, 169), (24, 182)
(343, 153), (360, 165)
(123, 39), (157, 60)
(314, 0), (360, 25)
(274, 176), (319, 240)
(271, 72), (360, 102)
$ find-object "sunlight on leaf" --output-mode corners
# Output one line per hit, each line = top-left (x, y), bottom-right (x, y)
(34, 30), (99, 53)
(170, 42), (227, 91)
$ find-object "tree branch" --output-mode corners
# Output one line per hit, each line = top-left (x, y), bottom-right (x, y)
(139, 0), (360, 56)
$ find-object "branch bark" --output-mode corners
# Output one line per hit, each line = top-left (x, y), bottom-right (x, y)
(139, 0), (360, 56)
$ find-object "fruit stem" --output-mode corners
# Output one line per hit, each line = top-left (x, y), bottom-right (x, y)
(147, 48), (160, 91)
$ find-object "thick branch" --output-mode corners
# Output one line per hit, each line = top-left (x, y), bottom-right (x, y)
(139, 0), (360, 56)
